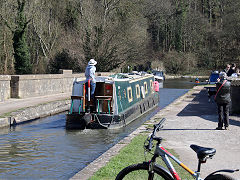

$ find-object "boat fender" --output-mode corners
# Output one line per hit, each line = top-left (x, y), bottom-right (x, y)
(83, 113), (92, 125)
(154, 81), (159, 92)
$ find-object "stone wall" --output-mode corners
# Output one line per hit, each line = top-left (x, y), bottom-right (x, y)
(9, 100), (71, 126)
(11, 72), (113, 98)
(0, 75), (11, 102)
(11, 73), (85, 98)
(0, 71), (113, 101)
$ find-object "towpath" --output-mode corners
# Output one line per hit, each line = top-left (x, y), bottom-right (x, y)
(72, 86), (240, 179)
(154, 86), (240, 179)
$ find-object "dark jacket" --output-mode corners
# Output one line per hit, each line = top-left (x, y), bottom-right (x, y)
(227, 68), (235, 77)
(215, 80), (231, 104)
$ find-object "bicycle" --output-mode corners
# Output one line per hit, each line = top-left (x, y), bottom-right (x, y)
(115, 118), (239, 180)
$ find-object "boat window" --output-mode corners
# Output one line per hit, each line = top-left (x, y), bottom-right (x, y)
(136, 84), (140, 98)
(144, 82), (148, 94)
(127, 87), (133, 102)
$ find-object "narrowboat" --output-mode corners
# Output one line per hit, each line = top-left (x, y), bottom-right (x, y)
(152, 70), (165, 82)
(66, 73), (159, 129)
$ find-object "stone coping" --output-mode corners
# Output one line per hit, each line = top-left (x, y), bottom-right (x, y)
(0, 75), (11, 81)
(11, 74), (84, 80)
(7, 72), (113, 80)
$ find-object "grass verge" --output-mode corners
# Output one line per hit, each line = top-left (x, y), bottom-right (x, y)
(89, 133), (194, 180)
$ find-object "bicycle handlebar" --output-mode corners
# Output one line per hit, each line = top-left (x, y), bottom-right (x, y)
(145, 118), (165, 151)
(153, 118), (165, 136)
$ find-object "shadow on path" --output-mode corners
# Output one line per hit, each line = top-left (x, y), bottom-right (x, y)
(162, 128), (215, 131)
(177, 89), (240, 127)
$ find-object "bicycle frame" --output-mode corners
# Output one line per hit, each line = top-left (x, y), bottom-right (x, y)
(153, 144), (203, 180)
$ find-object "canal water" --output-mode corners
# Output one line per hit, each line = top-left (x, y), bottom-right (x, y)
(0, 78), (202, 179)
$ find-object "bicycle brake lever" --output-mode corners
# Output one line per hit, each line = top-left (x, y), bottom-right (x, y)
(156, 125), (164, 132)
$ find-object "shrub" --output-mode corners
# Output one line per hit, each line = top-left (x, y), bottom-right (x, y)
(48, 49), (82, 73)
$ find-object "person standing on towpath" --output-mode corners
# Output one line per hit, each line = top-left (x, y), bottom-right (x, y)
(214, 72), (231, 130)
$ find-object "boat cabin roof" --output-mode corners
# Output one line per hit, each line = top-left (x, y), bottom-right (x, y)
(74, 73), (154, 84)
(109, 73), (153, 82)
(152, 70), (164, 76)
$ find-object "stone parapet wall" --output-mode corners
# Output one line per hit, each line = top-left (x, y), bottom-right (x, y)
(0, 72), (113, 100)
(13, 72), (113, 98)
(11, 74), (85, 98)
(0, 75), (11, 102)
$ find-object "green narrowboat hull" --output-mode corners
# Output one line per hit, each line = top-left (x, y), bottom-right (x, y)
(66, 73), (159, 129)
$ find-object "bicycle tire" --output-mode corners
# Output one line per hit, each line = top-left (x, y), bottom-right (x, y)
(115, 162), (174, 180)
(204, 173), (236, 180)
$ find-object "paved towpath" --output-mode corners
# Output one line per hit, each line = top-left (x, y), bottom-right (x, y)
(0, 93), (71, 116)
(72, 86), (240, 179)
(154, 86), (240, 179)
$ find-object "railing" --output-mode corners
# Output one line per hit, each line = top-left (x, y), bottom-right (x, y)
(95, 96), (112, 114)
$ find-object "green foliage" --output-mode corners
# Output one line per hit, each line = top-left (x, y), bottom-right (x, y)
(48, 49), (82, 73)
(13, 30), (31, 74)
(13, 0), (31, 74)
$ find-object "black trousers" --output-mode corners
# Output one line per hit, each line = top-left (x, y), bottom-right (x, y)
(217, 103), (230, 128)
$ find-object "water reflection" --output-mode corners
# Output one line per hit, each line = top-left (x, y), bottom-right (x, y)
(0, 79), (193, 179)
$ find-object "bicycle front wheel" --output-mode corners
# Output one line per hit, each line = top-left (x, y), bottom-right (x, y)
(115, 162), (173, 180)
(205, 173), (236, 180)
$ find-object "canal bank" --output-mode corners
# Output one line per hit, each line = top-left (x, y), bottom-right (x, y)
(71, 86), (240, 179)
(0, 93), (71, 128)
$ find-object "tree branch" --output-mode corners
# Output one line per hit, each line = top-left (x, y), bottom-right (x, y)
(0, 14), (14, 33)
(32, 19), (48, 57)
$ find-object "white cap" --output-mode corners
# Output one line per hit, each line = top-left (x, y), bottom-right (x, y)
(88, 59), (97, 66)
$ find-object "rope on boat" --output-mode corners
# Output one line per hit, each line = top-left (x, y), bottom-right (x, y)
(94, 114), (109, 128)
(109, 116), (114, 127)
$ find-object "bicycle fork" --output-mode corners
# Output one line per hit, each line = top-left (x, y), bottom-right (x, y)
(148, 155), (157, 180)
